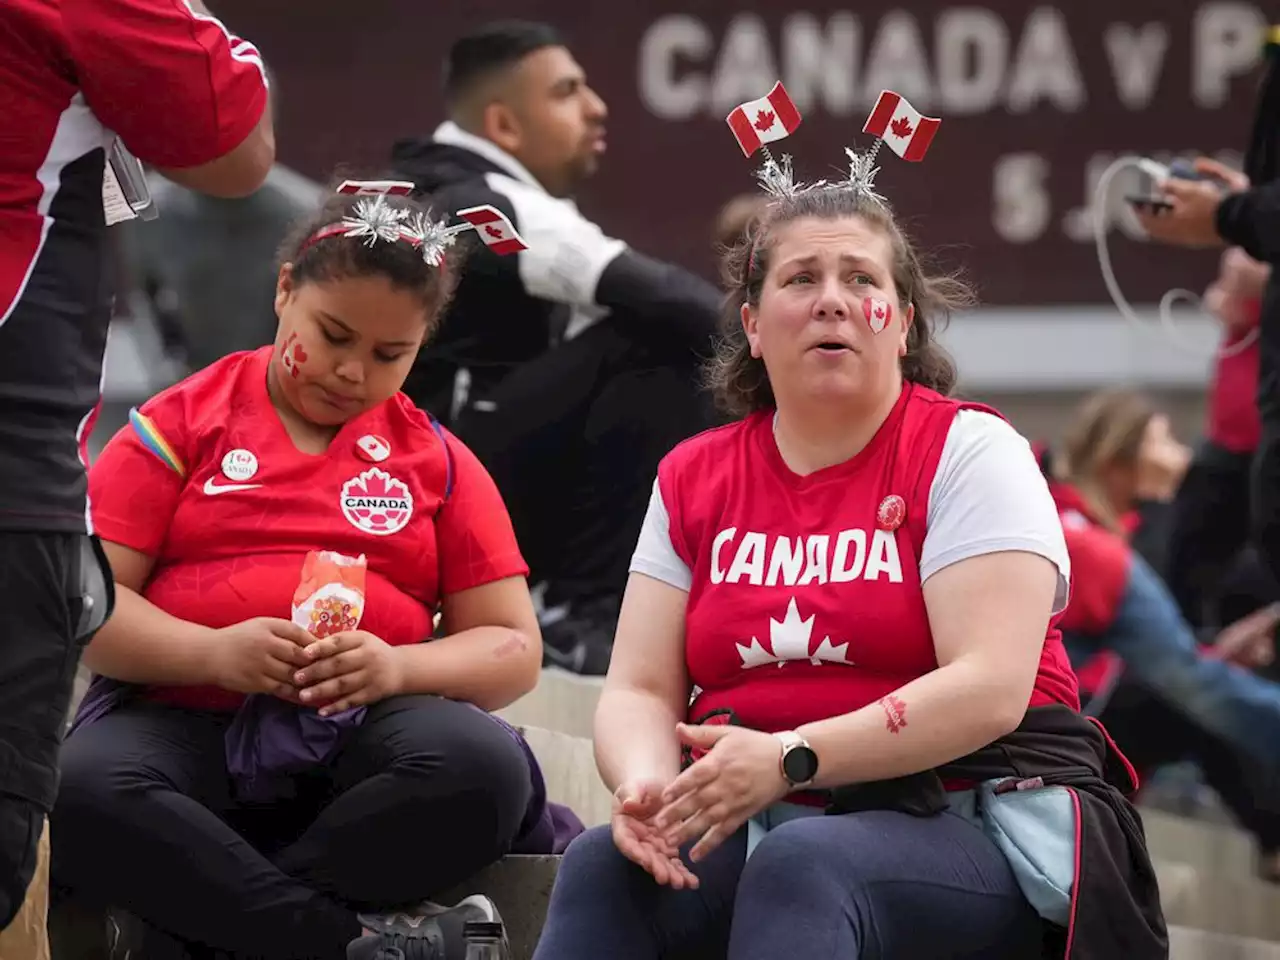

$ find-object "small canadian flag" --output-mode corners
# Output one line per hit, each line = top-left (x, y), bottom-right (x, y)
(336, 179), (416, 196)
(456, 205), (528, 256)
(863, 295), (892, 334)
(726, 81), (802, 158)
(355, 434), (391, 463)
(862, 91), (941, 163)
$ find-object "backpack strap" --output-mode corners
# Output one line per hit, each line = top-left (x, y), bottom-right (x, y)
(428, 415), (455, 502)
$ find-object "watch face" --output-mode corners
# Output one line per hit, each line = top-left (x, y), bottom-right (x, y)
(782, 745), (818, 784)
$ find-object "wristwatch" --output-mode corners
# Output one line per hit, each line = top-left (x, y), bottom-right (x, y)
(775, 731), (819, 788)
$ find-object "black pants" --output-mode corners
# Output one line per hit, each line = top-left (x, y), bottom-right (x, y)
(0, 532), (111, 928)
(1094, 677), (1280, 849)
(1164, 440), (1258, 627)
(50, 694), (533, 959)
(452, 320), (714, 607)
(1253, 278), (1280, 591)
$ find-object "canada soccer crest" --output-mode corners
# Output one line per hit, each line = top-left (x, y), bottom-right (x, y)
(340, 467), (414, 536)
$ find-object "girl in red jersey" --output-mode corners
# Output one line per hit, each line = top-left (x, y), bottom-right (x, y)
(49, 184), (558, 960)
(533, 120), (1165, 959)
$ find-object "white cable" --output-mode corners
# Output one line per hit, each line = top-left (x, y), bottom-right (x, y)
(1092, 155), (1258, 359)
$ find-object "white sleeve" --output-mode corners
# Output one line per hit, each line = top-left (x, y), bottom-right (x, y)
(921, 410), (1071, 613)
(629, 478), (693, 592)
(484, 172), (627, 308)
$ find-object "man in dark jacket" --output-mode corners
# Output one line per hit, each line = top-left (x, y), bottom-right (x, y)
(391, 21), (721, 675)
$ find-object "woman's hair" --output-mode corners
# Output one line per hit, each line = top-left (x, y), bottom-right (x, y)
(278, 184), (464, 337)
(1057, 387), (1157, 533)
(707, 188), (973, 417)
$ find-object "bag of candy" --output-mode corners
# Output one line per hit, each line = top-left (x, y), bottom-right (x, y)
(292, 550), (366, 638)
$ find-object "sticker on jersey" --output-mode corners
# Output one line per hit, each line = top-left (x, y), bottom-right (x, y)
(355, 434), (391, 463)
(221, 448), (259, 482)
(877, 494), (906, 531)
(863, 296), (891, 334)
(341, 467), (414, 536)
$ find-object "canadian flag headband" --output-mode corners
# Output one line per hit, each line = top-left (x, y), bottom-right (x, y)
(725, 83), (941, 206)
(297, 180), (529, 267)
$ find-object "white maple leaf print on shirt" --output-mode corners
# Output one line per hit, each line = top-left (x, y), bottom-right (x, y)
(736, 596), (853, 670)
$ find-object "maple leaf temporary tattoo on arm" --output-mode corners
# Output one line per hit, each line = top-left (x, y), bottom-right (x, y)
(879, 694), (908, 734)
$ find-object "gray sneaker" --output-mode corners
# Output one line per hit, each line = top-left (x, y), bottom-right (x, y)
(346, 894), (505, 960)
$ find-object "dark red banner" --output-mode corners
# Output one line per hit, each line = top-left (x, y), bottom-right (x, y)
(216, 1), (1269, 305)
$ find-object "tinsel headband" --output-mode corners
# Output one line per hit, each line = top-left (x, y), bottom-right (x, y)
(297, 180), (529, 267)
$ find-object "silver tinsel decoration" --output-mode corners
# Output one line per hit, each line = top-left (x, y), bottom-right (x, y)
(842, 147), (887, 205)
(340, 195), (410, 246)
(755, 153), (802, 199)
(406, 212), (468, 267)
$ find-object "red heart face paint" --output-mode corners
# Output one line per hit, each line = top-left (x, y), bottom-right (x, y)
(862, 296), (891, 334)
(281, 332), (309, 379)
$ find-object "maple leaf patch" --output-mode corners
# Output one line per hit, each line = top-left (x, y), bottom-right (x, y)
(754, 109), (776, 132)
(890, 116), (914, 139)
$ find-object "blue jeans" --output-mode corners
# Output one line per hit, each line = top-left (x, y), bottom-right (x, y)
(531, 810), (1040, 960)
(1064, 552), (1280, 775)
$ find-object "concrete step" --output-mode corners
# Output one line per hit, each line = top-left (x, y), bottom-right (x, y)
(1140, 806), (1259, 881)
(497, 667), (602, 741)
(1157, 857), (1280, 942)
(1171, 925), (1280, 958)
(518, 724), (611, 828)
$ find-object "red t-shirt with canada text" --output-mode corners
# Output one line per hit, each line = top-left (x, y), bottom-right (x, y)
(88, 346), (527, 710)
(653, 384), (1079, 738)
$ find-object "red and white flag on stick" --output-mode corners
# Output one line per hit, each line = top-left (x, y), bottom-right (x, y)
(862, 91), (940, 162)
(456, 205), (528, 256)
(336, 179), (416, 196)
(726, 81), (802, 158)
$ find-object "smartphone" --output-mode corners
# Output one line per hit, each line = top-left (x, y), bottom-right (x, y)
(1125, 194), (1174, 214)
(106, 138), (158, 221)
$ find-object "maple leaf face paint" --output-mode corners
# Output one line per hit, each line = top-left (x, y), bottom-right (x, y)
(281, 331), (309, 379)
(862, 295), (892, 334)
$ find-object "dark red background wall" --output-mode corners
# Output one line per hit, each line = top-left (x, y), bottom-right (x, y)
(216, 1), (1267, 305)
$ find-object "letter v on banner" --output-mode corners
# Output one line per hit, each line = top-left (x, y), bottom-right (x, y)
(726, 81), (802, 158)
(862, 90), (940, 162)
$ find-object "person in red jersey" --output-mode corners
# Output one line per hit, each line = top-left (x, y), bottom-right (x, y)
(48, 185), (550, 960)
(533, 134), (1165, 959)
(0, 0), (274, 935)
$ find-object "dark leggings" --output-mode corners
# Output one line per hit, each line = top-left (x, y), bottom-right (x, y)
(533, 809), (1041, 960)
(49, 694), (533, 959)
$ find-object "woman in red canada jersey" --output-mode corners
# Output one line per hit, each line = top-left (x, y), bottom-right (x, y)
(49, 184), (556, 960)
(533, 147), (1165, 957)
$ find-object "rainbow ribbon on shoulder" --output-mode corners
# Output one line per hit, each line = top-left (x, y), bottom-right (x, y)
(128, 408), (186, 477)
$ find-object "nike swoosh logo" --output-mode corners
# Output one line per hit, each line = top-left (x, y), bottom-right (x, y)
(203, 478), (263, 496)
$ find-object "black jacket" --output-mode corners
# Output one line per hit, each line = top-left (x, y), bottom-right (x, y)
(826, 705), (1167, 960)
(389, 124), (720, 421)
(1216, 28), (1280, 262)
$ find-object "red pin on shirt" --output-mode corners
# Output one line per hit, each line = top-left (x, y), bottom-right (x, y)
(877, 494), (906, 531)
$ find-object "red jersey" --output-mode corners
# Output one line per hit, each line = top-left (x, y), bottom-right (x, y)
(89, 347), (527, 710)
(1206, 303), (1262, 455)
(0, 0), (267, 532)
(656, 384), (1079, 735)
